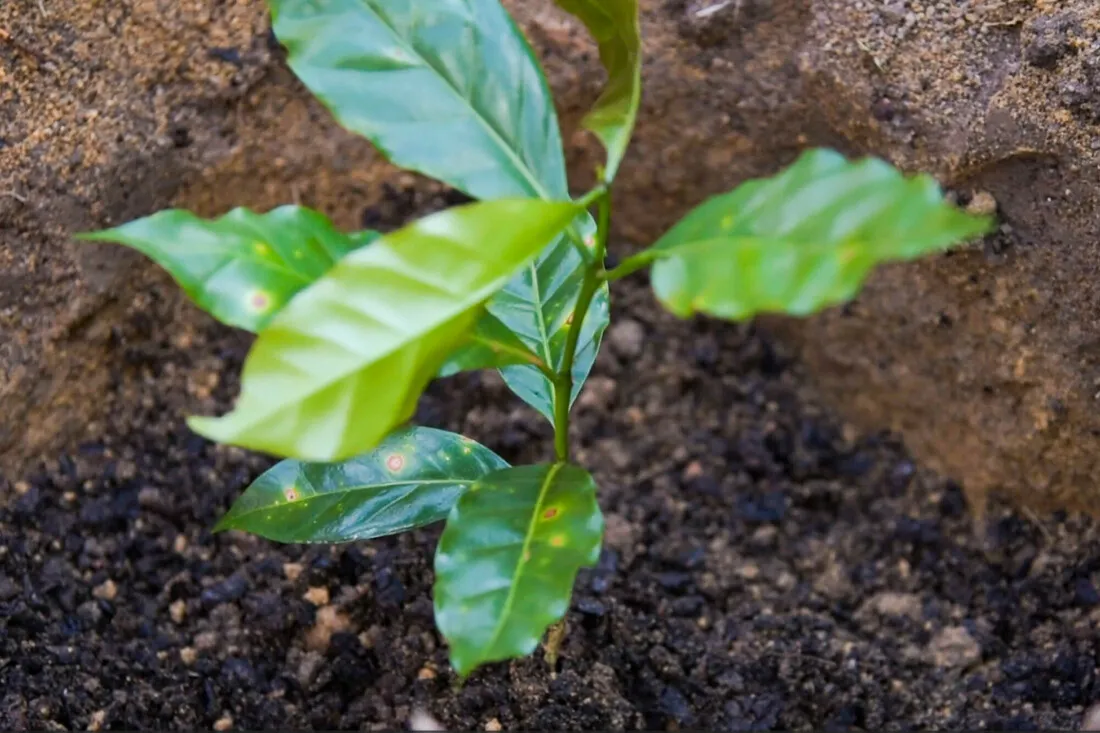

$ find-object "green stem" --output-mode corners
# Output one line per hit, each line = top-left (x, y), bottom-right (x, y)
(600, 249), (660, 282)
(553, 188), (611, 461)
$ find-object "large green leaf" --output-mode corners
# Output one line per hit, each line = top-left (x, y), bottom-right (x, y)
(188, 199), (579, 462)
(554, 0), (642, 180)
(270, 0), (567, 202)
(434, 463), (603, 677)
(215, 427), (507, 542)
(78, 206), (378, 332)
(649, 148), (994, 320)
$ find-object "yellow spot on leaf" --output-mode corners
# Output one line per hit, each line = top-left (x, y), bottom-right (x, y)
(550, 535), (566, 548)
(283, 486), (299, 502)
(253, 241), (270, 256)
(564, 312), (574, 327)
(523, 550), (531, 562)
(721, 215), (735, 230)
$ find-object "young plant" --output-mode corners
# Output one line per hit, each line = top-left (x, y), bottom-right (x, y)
(80, 0), (992, 677)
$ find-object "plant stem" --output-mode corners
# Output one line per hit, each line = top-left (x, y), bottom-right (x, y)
(600, 249), (660, 282)
(552, 189), (611, 462)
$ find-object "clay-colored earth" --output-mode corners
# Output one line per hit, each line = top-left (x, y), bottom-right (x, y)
(2, 0), (1100, 513)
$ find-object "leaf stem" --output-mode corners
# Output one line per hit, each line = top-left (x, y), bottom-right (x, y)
(599, 249), (660, 281)
(553, 188), (611, 461)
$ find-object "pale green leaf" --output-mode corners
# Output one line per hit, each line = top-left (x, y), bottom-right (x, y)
(649, 148), (994, 320)
(188, 199), (578, 462)
(554, 0), (642, 180)
(78, 206), (378, 332)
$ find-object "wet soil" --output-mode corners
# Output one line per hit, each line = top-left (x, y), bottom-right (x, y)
(4, 248), (1100, 729)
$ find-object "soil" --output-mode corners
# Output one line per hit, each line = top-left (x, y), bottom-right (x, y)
(5, 247), (1100, 729)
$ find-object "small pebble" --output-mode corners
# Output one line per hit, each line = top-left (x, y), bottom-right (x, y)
(173, 534), (188, 554)
(194, 631), (218, 651)
(169, 599), (186, 624)
(1082, 703), (1100, 730)
(608, 319), (645, 359)
(410, 709), (445, 731)
(417, 666), (437, 680)
(93, 579), (117, 601)
(88, 709), (107, 731)
(179, 647), (198, 665)
(14, 480), (30, 495)
(966, 191), (997, 217)
(213, 714), (234, 731)
(283, 563), (304, 582)
(304, 586), (330, 606)
(485, 719), (502, 732)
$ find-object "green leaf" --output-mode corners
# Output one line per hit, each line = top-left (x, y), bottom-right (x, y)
(77, 206), (378, 332)
(215, 426), (507, 543)
(649, 148), (994, 320)
(270, 0), (568, 201)
(434, 463), (603, 677)
(268, 0), (608, 419)
(554, 0), (642, 180)
(188, 199), (579, 462)
(439, 311), (545, 379)
(488, 221), (610, 422)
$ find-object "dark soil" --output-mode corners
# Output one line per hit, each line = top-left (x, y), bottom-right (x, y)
(5, 232), (1100, 730)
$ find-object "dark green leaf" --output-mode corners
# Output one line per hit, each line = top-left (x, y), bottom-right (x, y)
(270, 0), (568, 201)
(188, 199), (579, 462)
(554, 0), (642, 180)
(439, 311), (545, 378)
(78, 206), (378, 332)
(488, 230), (610, 421)
(434, 463), (603, 677)
(649, 148), (994, 320)
(215, 427), (507, 543)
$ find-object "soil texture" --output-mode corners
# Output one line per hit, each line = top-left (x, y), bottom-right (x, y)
(4, 265), (1100, 730)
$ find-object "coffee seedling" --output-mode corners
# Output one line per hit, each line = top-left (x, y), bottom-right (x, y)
(81, 0), (992, 677)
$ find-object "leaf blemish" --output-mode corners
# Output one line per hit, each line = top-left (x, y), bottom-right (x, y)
(550, 534), (566, 547)
(385, 453), (405, 472)
(283, 486), (299, 501)
(542, 507), (559, 520)
(247, 290), (272, 312)
(252, 241), (270, 256)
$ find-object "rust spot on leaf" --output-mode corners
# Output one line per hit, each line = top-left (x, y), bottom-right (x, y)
(283, 486), (299, 501)
(542, 507), (559, 520)
(550, 535), (566, 548)
(248, 290), (272, 312)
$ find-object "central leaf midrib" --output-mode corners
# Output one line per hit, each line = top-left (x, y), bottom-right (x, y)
(229, 478), (473, 521)
(479, 463), (563, 657)
(355, 0), (559, 203)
